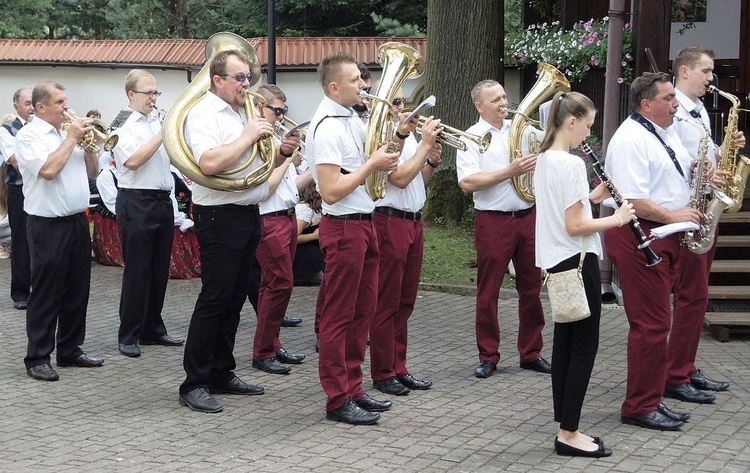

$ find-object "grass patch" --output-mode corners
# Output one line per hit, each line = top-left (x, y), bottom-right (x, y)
(421, 223), (517, 289)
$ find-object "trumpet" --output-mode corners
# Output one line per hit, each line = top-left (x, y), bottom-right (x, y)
(275, 116), (309, 161)
(359, 92), (491, 153)
(415, 116), (491, 153)
(62, 111), (118, 153)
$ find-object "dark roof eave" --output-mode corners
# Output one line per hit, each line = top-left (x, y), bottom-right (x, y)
(0, 60), (201, 71)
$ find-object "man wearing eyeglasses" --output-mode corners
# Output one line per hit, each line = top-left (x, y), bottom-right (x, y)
(245, 84), (310, 375)
(111, 69), (183, 359)
(369, 87), (443, 396)
(178, 50), (287, 413)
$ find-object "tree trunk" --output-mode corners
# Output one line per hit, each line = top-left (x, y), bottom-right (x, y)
(424, 0), (504, 224)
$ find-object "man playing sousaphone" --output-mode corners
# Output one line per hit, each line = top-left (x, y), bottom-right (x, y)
(177, 49), (292, 413)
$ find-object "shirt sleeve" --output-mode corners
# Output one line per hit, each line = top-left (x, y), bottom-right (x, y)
(456, 141), (482, 184)
(14, 128), (46, 178)
(295, 202), (314, 224)
(111, 124), (138, 168)
(96, 169), (118, 214)
(606, 137), (652, 200)
(312, 120), (346, 167)
(562, 158), (589, 210)
(0, 127), (15, 162)
(185, 105), (222, 163)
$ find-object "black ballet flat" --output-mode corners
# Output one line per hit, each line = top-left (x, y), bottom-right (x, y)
(555, 439), (612, 458)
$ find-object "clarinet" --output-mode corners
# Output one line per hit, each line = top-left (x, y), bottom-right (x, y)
(580, 142), (662, 267)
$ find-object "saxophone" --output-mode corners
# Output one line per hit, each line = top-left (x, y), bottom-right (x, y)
(708, 85), (750, 213)
(676, 116), (735, 254)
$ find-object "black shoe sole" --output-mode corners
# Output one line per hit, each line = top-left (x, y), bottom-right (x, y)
(664, 393), (715, 404)
(252, 360), (291, 375)
(178, 397), (223, 413)
(56, 361), (104, 368)
(621, 416), (683, 431)
(373, 384), (410, 396)
(139, 340), (184, 346)
(325, 411), (379, 425)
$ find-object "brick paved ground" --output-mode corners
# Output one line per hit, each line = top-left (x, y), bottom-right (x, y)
(0, 259), (748, 472)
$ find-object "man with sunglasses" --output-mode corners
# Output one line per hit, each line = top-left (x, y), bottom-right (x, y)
(178, 50), (288, 413)
(246, 84), (310, 376)
(370, 87), (443, 396)
(307, 52), (400, 425)
(113, 69), (183, 359)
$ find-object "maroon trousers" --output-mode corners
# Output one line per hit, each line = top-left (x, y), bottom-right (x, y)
(318, 216), (379, 411)
(370, 212), (424, 381)
(606, 221), (685, 417)
(667, 232), (716, 385)
(253, 214), (297, 360)
(474, 210), (545, 365)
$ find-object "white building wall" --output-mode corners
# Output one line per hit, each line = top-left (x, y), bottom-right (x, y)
(669, 0), (741, 59)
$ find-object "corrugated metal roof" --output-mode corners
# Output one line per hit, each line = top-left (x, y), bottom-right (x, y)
(0, 37), (426, 68)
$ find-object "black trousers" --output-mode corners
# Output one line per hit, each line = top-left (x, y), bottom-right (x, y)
(7, 184), (30, 303)
(180, 204), (261, 393)
(24, 213), (91, 369)
(116, 189), (173, 344)
(549, 252), (601, 432)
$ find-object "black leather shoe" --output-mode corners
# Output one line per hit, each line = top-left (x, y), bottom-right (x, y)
(139, 334), (184, 346)
(281, 316), (302, 327)
(209, 376), (264, 395)
(57, 353), (104, 367)
(118, 343), (141, 358)
(276, 348), (305, 364)
(474, 360), (497, 378)
(13, 300), (27, 310)
(657, 403), (690, 422)
(252, 357), (291, 374)
(27, 363), (59, 381)
(373, 377), (410, 396)
(665, 382), (716, 404)
(326, 398), (380, 425)
(690, 370), (729, 392)
(621, 410), (683, 431)
(398, 374), (433, 390)
(353, 394), (393, 412)
(179, 388), (223, 413)
(554, 439), (612, 458)
(520, 357), (552, 374)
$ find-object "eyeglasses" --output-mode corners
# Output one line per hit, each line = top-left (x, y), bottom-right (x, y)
(220, 73), (252, 83)
(391, 97), (406, 106)
(265, 105), (288, 117)
(363, 86), (372, 94)
(133, 90), (162, 97)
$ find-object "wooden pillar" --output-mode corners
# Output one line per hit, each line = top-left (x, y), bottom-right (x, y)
(631, 0), (673, 75)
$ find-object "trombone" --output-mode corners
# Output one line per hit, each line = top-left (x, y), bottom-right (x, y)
(63, 111), (118, 153)
(359, 91), (491, 153)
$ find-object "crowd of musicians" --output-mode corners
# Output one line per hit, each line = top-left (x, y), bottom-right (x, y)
(0, 43), (745, 459)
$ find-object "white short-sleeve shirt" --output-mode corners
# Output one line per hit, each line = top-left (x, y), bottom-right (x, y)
(14, 117), (91, 217)
(376, 133), (426, 212)
(184, 91), (269, 206)
(306, 96), (373, 215)
(534, 150), (603, 269)
(112, 107), (173, 190)
(674, 88), (717, 166)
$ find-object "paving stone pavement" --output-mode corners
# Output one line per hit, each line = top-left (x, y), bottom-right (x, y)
(1, 259), (749, 472)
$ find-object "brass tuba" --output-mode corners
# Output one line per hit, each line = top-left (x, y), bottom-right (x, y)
(708, 85), (750, 213)
(163, 32), (275, 191)
(508, 62), (570, 202)
(364, 42), (425, 200)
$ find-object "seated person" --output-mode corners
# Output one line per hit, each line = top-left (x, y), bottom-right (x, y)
(91, 164), (201, 278)
(293, 181), (324, 286)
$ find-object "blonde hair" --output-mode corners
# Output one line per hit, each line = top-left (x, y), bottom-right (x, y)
(125, 69), (154, 94)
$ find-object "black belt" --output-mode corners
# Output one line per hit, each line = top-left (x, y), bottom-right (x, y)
(481, 206), (534, 218)
(120, 188), (171, 200)
(193, 203), (258, 218)
(375, 206), (422, 221)
(325, 212), (373, 221)
(30, 212), (85, 223)
(262, 208), (295, 218)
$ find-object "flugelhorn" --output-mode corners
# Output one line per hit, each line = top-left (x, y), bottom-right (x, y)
(360, 92), (491, 153)
(62, 111), (118, 153)
(275, 116), (309, 160)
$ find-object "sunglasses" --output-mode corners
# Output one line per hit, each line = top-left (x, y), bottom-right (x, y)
(363, 86), (372, 94)
(391, 97), (406, 106)
(220, 73), (253, 83)
(266, 105), (289, 117)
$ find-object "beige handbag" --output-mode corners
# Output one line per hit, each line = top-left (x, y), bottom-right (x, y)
(544, 235), (591, 324)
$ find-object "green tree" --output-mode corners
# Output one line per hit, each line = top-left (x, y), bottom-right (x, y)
(423, 0), (504, 225)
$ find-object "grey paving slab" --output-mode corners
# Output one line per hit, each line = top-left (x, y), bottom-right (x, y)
(0, 258), (748, 472)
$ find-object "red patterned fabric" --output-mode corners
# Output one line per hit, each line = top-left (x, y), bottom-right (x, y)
(92, 211), (124, 267)
(169, 227), (201, 279)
